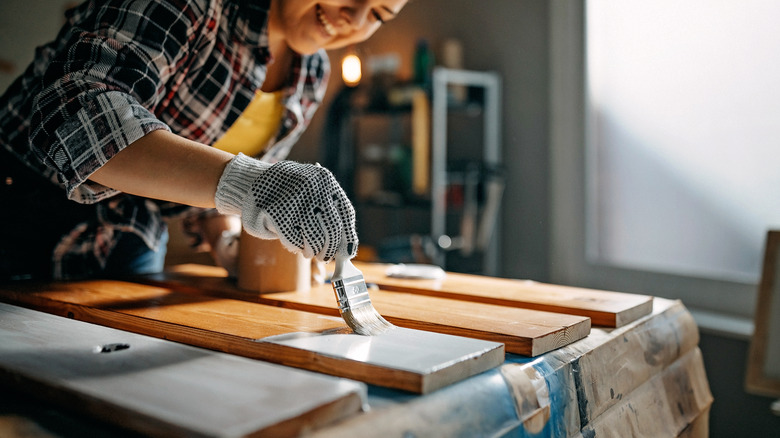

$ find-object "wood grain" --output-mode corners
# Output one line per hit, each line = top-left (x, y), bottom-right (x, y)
(353, 262), (653, 327)
(146, 264), (591, 357)
(581, 348), (711, 437)
(0, 302), (366, 437)
(0, 280), (503, 394)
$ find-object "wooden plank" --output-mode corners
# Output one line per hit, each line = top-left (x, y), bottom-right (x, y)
(0, 280), (503, 394)
(497, 298), (703, 436)
(306, 299), (710, 438)
(353, 262), (653, 327)
(570, 299), (702, 425)
(0, 302), (366, 437)
(146, 264), (591, 357)
(575, 348), (712, 437)
(676, 409), (710, 438)
(267, 286), (590, 357)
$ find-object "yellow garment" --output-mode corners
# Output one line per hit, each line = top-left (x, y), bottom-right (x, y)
(213, 90), (284, 156)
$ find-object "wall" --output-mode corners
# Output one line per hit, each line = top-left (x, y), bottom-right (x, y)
(0, 0), (74, 93)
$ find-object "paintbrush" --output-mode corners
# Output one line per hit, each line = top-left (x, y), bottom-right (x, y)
(331, 255), (394, 336)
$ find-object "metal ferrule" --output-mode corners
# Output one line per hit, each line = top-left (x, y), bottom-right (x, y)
(332, 275), (371, 311)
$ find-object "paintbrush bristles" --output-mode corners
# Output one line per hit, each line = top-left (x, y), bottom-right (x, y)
(340, 305), (394, 336)
(332, 257), (395, 336)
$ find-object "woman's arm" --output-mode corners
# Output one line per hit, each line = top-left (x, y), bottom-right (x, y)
(89, 129), (234, 208)
(92, 128), (358, 262)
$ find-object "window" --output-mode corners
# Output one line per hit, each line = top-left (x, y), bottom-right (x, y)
(549, 1), (774, 327)
(585, 0), (780, 283)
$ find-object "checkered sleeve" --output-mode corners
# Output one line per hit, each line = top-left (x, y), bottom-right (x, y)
(28, 0), (212, 204)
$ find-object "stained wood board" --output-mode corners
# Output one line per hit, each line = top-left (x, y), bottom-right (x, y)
(146, 264), (591, 357)
(353, 262), (653, 327)
(0, 302), (366, 437)
(0, 280), (503, 394)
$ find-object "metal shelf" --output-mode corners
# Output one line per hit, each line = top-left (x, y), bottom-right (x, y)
(326, 68), (503, 275)
(431, 68), (502, 275)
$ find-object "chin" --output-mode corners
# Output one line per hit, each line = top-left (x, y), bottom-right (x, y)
(286, 37), (326, 55)
(290, 45), (320, 55)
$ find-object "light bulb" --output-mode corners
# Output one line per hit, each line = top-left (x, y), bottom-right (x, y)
(342, 53), (362, 87)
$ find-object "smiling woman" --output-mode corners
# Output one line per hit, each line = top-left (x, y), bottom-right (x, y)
(0, 0), (408, 281)
(269, 0), (406, 54)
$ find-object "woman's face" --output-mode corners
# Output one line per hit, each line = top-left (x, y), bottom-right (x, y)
(270, 0), (408, 54)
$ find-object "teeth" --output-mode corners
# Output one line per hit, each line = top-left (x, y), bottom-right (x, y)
(316, 5), (336, 37)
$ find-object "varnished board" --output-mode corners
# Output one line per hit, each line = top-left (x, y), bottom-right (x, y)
(147, 265), (591, 357)
(353, 262), (653, 327)
(263, 286), (590, 358)
(0, 302), (366, 437)
(0, 280), (503, 394)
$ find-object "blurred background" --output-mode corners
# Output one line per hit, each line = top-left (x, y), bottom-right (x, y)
(2, 1), (779, 435)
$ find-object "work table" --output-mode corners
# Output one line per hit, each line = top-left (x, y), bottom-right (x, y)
(0, 264), (712, 437)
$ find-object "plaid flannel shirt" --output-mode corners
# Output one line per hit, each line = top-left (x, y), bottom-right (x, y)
(0, 0), (329, 277)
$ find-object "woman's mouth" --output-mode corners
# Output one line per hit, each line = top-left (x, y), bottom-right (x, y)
(316, 5), (337, 37)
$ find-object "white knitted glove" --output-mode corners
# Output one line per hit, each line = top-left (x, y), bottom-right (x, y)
(214, 154), (358, 262)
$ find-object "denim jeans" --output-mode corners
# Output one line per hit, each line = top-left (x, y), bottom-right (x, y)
(103, 229), (169, 276)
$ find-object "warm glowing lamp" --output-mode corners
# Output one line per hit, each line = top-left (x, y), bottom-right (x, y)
(341, 53), (362, 87)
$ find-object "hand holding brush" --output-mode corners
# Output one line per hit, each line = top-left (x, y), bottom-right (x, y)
(215, 154), (393, 335)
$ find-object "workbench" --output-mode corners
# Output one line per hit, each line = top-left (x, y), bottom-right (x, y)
(0, 265), (712, 437)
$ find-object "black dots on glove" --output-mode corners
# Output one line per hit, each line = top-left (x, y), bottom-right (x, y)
(244, 161), (357, 261)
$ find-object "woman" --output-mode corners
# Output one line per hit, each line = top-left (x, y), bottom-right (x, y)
(0, 0), (407, 280)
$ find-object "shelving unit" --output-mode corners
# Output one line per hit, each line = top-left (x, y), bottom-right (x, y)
(325, 68), (502, 275)
(431, 68), (502, 275)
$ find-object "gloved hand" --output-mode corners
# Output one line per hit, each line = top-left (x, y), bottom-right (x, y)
(214, 153), (358, 262)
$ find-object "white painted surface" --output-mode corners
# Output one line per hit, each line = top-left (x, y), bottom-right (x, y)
(264, 327), (504, 374)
